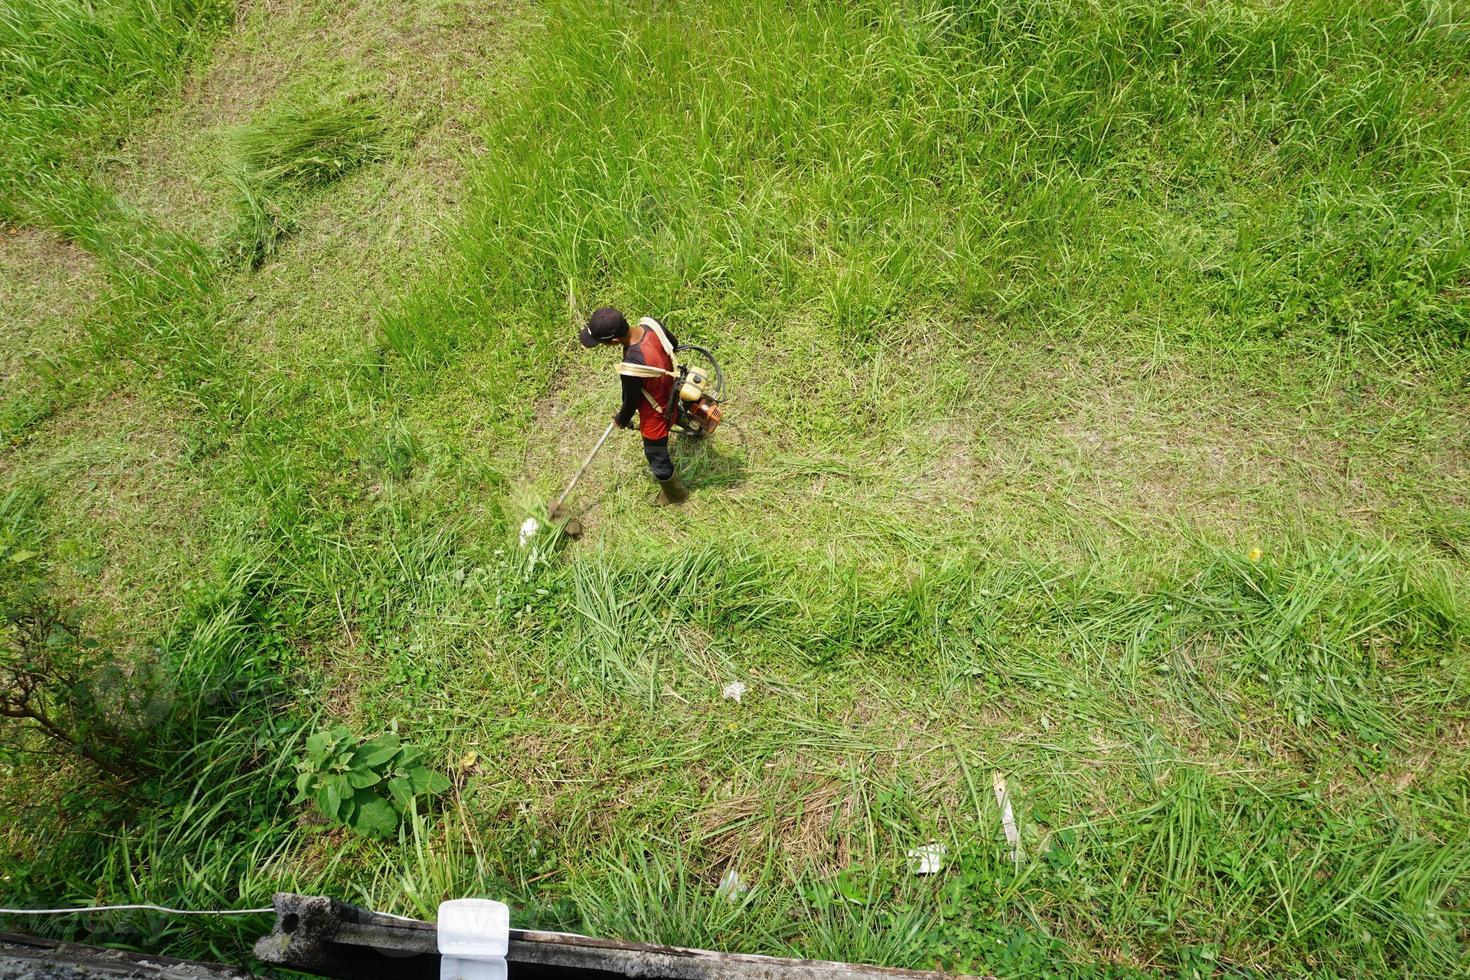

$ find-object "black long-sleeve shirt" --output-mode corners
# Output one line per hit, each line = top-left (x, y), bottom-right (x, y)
(615, 325), (678, 429)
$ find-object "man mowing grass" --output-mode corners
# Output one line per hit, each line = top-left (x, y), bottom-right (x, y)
(580, 306), (689, 506)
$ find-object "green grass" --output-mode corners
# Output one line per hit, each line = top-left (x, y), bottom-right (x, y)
(2, 0), (1469, 976)
(222, 92), (388, 267)
(0, 0), (232, 220)
(229, 95), (386, 190)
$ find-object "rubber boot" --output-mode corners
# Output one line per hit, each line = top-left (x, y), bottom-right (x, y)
(650, 473), (689, 507)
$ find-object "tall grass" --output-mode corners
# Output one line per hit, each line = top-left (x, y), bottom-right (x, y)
(7, 510), (1465, 970)
(383, 0), (1470, 394)
(0, 538), (308, 952)
(0, 0), (232, 220)
(0, 0), (232, 445)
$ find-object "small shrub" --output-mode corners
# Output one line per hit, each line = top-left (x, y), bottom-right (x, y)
(0, 490), (152, 781)
(295, 725), (449, 838)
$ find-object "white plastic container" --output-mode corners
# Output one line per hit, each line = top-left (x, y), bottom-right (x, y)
(438, 899), (509, 980)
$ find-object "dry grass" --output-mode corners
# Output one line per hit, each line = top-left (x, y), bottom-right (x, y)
(697, 772), (856, 871)
(3, 388), (211, 641)
(0, 226), (99, 386)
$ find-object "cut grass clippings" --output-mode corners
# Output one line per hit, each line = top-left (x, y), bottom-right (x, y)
(223, 91), (389, 268)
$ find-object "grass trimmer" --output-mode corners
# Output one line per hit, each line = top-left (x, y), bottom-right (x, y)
(544, 419), (616, 538)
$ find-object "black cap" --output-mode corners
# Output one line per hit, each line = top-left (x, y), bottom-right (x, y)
(580, 307), (628, 348)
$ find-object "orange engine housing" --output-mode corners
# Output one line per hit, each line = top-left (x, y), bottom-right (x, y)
(687, 398), (722, 435)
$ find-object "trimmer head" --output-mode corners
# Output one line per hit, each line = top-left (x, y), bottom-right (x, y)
(546, 503), (583, 539)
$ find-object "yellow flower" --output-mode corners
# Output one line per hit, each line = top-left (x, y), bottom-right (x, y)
(1248, 547), (1263, 562)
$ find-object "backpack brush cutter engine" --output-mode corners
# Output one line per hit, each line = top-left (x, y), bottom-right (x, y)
(666, 343), (725, 437)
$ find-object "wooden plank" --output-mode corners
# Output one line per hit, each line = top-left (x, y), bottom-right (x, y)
(504, 928), (973, 979)
(0, 932), (253, 979)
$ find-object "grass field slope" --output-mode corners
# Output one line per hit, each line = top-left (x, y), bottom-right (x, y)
(2, 1), (1468, 976)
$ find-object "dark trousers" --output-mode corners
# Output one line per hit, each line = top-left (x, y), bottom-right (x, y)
(643, 437), (674, 481)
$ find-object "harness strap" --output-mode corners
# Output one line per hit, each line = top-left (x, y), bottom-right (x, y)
(617, 317), (678, 417)
(615, 363), (675, 379)
(639, 317), (678, 368)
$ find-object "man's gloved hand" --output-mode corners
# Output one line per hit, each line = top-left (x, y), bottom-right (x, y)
(612, 414), (632, 430)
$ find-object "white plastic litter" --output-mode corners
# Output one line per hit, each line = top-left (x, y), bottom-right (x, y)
(907, 843), (947, 875)
(438, 899), (509, 980)
(993, 771), (1023, 865)
(518, 517), (541, 547)
(716, 868), (748, 901)
(721, 680), (747, 702)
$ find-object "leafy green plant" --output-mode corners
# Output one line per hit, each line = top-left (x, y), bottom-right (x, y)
(296, 725), (449, 838)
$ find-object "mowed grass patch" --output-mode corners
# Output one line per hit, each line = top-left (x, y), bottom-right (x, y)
(0, 225), (105, 437)
(77, 0), (527, 526)
(0, 189), (217, 446)
(383, 0), (1470, 554)
(99, 0), (517, 256)
(1, 0), (522, 634)
(0, 226), (99, 384)
(220, 90), (390, 268)
(0, 386), (217, 643)
(515, 324), (1470, 559)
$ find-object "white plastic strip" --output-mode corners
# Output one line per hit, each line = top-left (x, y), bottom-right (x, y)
(438, 899), (508, 956)
(993, 771), (1023, 865)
